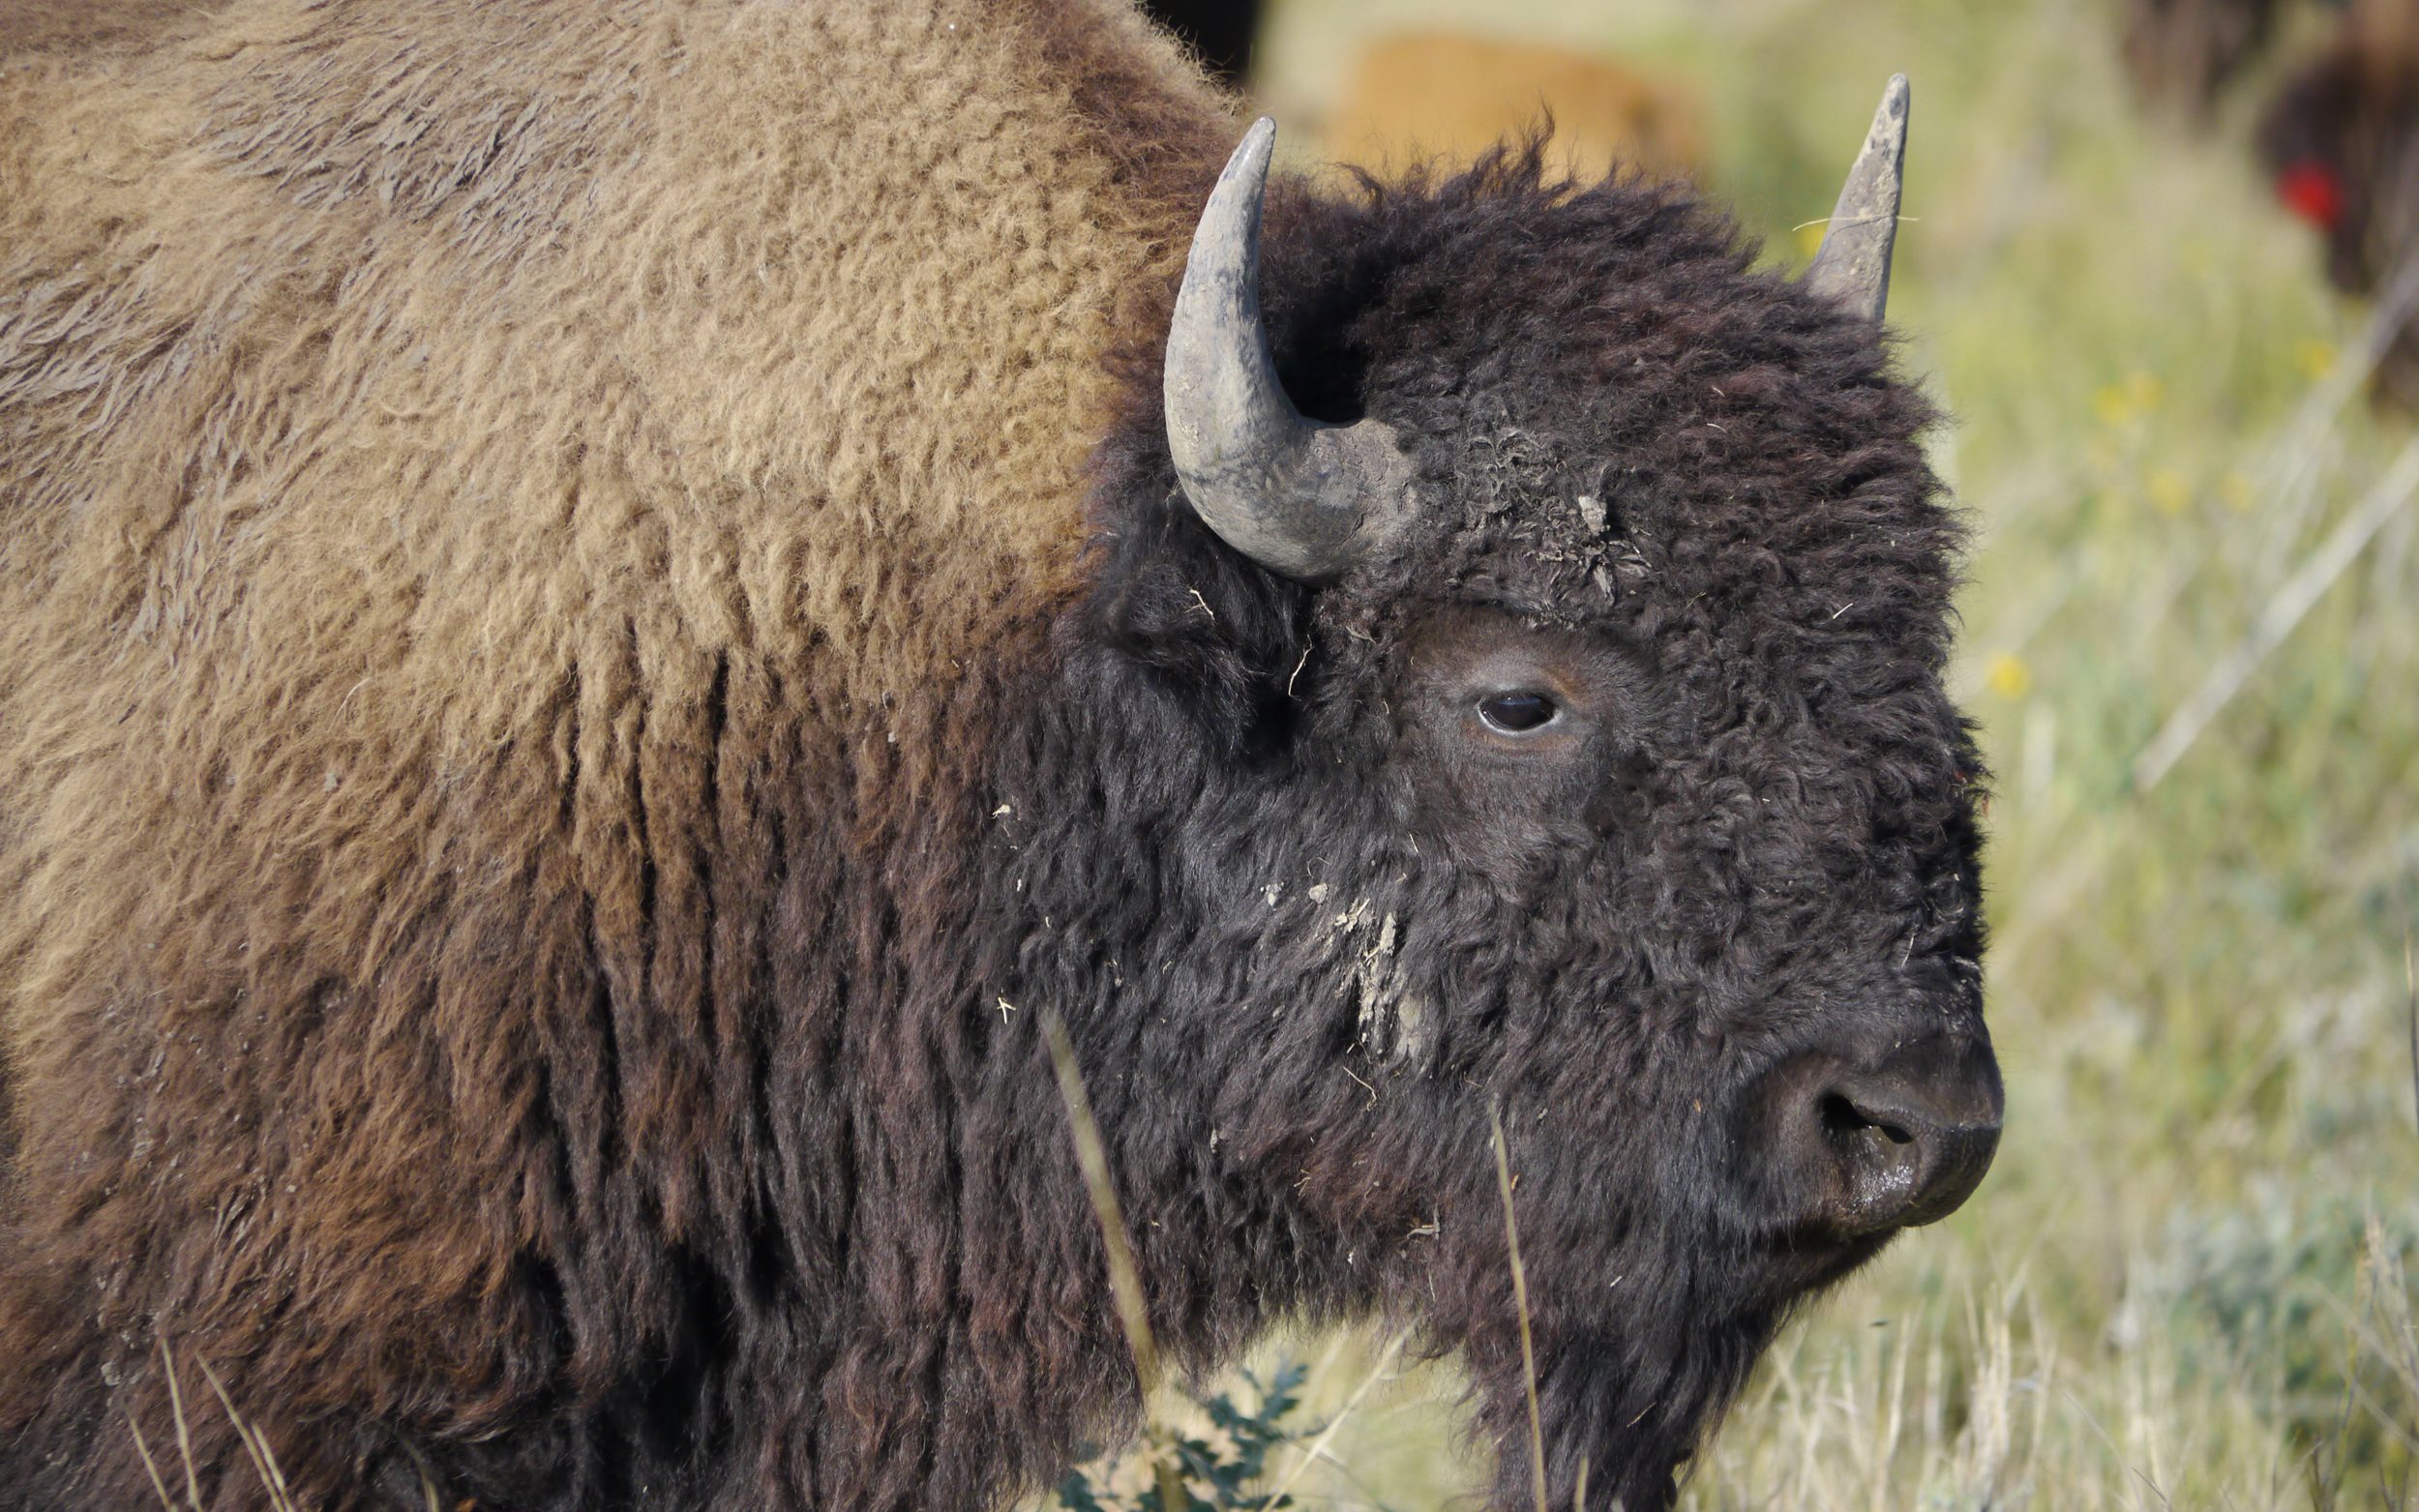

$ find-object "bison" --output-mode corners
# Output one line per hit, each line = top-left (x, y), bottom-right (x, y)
(2258, 0), (2419, 409)
(0, 2), (2001, 1509)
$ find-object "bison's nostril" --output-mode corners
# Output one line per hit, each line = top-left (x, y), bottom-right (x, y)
(1818, 1092), (1914, 1145)
(1816, 1092), (1859, 1136)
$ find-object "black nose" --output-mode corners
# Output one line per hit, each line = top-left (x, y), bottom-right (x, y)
(1758, 1031), (2003, 1237)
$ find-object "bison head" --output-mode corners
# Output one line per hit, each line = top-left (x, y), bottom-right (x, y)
(1050, 80), (1997, 1512)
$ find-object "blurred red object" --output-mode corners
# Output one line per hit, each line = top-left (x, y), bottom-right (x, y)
(2276, 159), (2350, 228)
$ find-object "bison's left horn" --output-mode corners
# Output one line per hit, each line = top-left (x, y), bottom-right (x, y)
(1804, 75), (1911, 323)
(1164, 118), (1413, 581)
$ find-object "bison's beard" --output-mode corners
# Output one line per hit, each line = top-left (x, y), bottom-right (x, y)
(1343, 1106), (1900, 1512)
(1406, 1227), (1765, 1512)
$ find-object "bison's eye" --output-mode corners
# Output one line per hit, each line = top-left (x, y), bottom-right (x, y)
(1477, 691), (1559, 733)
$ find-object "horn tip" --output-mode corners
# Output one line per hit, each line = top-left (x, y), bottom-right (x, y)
(1216, 117), (1279, 192)
(1804, 74), (1913, 324)
(1867, 75), (1910, 143)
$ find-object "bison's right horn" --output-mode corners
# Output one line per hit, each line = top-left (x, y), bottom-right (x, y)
(1163, 119), (1413, 581)
(1804, 75), (1911, 323)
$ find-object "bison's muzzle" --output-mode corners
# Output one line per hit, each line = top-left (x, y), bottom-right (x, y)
(1753, 1029), (2003, 1239)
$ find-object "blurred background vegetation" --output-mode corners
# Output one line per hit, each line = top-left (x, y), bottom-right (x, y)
(1076, 0), (2419, 1506)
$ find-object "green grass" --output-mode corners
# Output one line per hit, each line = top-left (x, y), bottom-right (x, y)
(1085, 0), (2419, 1505)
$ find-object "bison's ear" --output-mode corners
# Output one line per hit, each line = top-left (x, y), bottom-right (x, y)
(1086, 481), (1314, 756)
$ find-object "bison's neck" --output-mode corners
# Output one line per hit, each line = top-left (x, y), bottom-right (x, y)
(752, 637), (1366, 1505)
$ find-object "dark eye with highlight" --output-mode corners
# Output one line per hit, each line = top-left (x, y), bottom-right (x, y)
(1477, 691), (1559, 733)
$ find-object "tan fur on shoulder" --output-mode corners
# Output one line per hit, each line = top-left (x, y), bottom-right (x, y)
(1, 0), (1230, 1493)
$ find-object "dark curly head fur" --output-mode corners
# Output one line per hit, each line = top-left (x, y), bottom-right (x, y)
(1046, 145), (1988, 1509)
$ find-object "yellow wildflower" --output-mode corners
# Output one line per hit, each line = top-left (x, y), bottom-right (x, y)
(1985, 651), (2032, 700)
(2094, 371), (2165, 428)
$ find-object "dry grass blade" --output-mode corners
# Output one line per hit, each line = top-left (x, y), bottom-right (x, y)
(1267, 1330), (1409, 1503)
(126, 1412), (178, 1512)
(159, 1339), (204, 1512)
(2406, 934), (2416, 1139)
(402, 1440), (445, 1512)
(1039, 1009), (1183, 1510)
(2255, 243), (2419, 550)
(2365, 1215), (2419, 1414)
(1491, 1107), (1550, 1512)
(263, 1439), (298, 1512)
(194, 1353), (298, 1512)
(2293, 246), (2419, 456)
(1039, 1009), (1159, 1390)
(2133, 436), (2419, 792)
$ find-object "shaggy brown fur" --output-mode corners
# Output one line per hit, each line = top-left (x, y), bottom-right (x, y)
(0, 0), (222, 54)
(2, 0), (1231, 1504)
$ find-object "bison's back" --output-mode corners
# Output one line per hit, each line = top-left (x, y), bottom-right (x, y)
(0, 0), (1226, 1499)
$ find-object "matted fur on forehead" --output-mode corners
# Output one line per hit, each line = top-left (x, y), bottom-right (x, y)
(1090, 141), (1960, 693)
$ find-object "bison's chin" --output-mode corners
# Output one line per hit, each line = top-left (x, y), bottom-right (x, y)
(1765, 1225), (1900, 1298)
(1555, 1224), (1916, 1508)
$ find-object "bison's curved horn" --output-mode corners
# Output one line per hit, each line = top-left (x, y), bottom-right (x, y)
(1164, 119), (1412, 580)
(1805, 75), (1910, 323)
